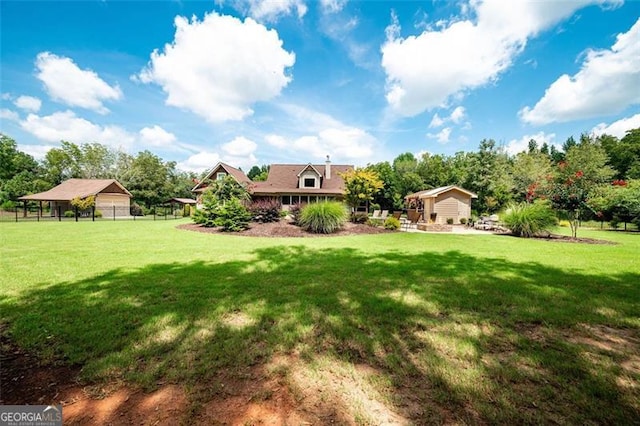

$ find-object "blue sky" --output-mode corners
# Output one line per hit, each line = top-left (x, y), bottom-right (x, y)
(1, 0), (639, 172)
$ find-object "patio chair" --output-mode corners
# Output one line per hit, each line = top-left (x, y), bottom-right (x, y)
(371, 210), (381, 219)
(380, 210), (389, 220)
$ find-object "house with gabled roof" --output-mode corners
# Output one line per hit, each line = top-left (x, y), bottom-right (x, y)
(191, 162), (253, 196)
(405, 185), (477, 225)
(192, 157), (354, 209)
(19, 178), (132, 217)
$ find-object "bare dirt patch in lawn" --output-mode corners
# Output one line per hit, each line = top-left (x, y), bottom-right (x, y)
(178, 220), (393, 238)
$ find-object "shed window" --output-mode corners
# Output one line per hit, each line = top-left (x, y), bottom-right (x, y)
(303, 178), (316, 188)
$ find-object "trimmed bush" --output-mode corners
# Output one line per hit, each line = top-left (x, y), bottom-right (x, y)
(64, 210), (75, 218)
(1, 200), (16, 211)
(192, 208), (209, 225)
(459, 217), (467, 225)
(446, 218), (454, 225)
(94, 210), (103, 218)
(130, 203), (144, 216)
(249, 199), (281, 223)
(299, 201), (347, 234)
(215, 198), (252, 232)
(384, 217), (401, 230)
(502, 201), (557, 238)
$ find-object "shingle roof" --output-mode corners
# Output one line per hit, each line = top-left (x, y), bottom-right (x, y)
(19, 179), (132, 201)
(167, 198), (197, 204)
(251, 164), (353, 195)
(192, 162), (252, 192)
(405, 185), (478, 199)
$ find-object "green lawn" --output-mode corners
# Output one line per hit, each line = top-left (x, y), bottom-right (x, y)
(1, 220), (638, 423)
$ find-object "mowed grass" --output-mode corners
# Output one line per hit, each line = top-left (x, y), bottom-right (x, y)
(1, 220), (639, 423)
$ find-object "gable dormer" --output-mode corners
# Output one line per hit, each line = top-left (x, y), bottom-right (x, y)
(297, 164), (322, 189)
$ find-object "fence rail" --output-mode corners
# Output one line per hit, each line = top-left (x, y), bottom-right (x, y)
(0, 202), (190, 222)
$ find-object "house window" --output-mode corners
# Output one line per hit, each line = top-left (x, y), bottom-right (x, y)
(216, 172), (227, 180)
(303, 177), (316, 188)
(309, 196), (317, 203)
(291, 195), (299, 205)
(282, 195), (291, 205)
(300, 196), (308, 204)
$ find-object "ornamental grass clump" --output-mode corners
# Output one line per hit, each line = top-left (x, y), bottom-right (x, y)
(502, 201), (557, 238)
(299, 201), (347, 234)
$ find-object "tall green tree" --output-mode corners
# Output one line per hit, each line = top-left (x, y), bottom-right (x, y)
(340, 168), (384, 215)
(126, 151), (175, 207)
(465, 139), (514, 213)
(247, 165), (269, 181)
(42, 141), (83, 185)
(366, 161), (402, 210)
(600, 129), (640, 179)
(416, 153), (450, 189)
(80, 143), (116, 179)
(0, 135), (46, 203)
(511, 150), (552, 203)
(392, 152), (424, 197)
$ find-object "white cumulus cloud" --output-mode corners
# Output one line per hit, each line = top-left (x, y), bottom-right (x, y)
(17, 144), (58, 160)
(177, 151), (222, 173)
(20, 110), (134, 149)
(449, 106), (466, 123)
(427, 127), (452, 144)
(245, 0), (307, 22)
(267, 104), (378, 161)
(177, 136), (259, 172)
(381, 0), (614, 117)
(0, 109), (20, 122)
(139, 125), (177, 148)
(135, 12), (295, 123)
(428, 113), (444, 128)
(36, 52), (122, 114)
(222, 136), (258, 157)
(520, 18), (640, 125)
(591, 113), (640, 138)
(14, 96), (42, 112)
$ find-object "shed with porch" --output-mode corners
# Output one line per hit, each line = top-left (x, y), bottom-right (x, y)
(19, 178), (132, 217)
(405, 186), (477, 225)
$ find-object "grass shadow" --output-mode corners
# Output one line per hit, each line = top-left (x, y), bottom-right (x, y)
(2, 246), (639, 423)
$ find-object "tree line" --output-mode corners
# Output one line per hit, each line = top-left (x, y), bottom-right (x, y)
(1, 128), (639, 225)
(365, 130), (640, 220)
(0, 135), (198, 209)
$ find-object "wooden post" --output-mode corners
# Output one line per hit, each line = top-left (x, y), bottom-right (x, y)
(75, 206), (78, 222)
(58, 206), (61, 221)
(113, 205), (116, 221)
(92, 206), (95, 221)
(15, 204), (18, 222)
(39, 201), (43, 221)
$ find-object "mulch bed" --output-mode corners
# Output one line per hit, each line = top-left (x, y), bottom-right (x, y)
(177, 220), (393, 237)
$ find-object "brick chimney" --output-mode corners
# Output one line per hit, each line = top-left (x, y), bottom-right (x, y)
(325, 155), (331, 180)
